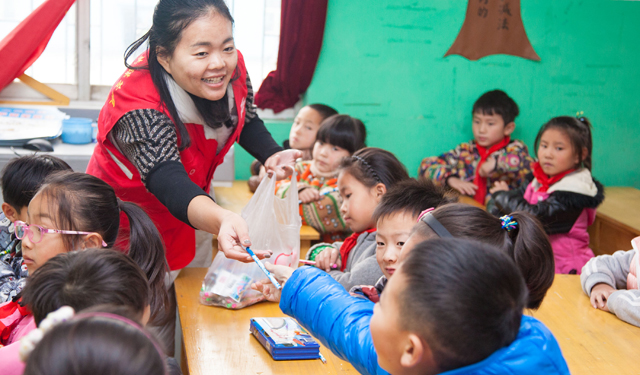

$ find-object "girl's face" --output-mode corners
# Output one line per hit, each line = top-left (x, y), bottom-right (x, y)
(376, 212), (416, 279)
(537, 128), (580, 176)
(21, 193), (67, 274)
(312, 141), (350, 174)
(338, 171), (384, 232)
(157, 11), (237, 101)
(289, 107), (324, 150)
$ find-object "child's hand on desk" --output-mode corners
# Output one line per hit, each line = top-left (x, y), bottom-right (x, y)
(251, 263), (294, 302)
(299, 188), (321, 204)
(489, 181), (510, 194)
(590, 283), (616, 312)
(315, 247), (341, 272)
(447, 177), (478, 196)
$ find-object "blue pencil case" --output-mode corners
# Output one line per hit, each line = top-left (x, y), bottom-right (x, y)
(250, 317), (320, 361)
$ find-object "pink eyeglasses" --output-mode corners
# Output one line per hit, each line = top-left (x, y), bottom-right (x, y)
(14, 221), (108, 247)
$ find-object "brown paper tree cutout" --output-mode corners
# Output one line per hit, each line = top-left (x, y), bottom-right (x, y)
(445, 0), (540, 61)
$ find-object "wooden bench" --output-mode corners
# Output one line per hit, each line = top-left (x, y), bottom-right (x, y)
(211, 181), (321, 259)
(175, 267), (356, 375)
(588, 187), (640, 255)
(529, 275), (640, 374)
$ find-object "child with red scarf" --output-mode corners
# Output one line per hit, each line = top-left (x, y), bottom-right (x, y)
(306, 148), (410, 291)
(418, 90), (533, 204)
(488, 115), (604, 274)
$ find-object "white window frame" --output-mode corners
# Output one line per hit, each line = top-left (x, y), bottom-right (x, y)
(0, 0), (295, 119)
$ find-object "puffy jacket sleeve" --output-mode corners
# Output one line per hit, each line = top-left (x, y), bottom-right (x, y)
(581, 249), (635, 294)
(488, 186), (583, 235)
(279, 266), (388, 375)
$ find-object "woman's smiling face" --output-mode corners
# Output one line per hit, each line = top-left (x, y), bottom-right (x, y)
(157, 10), (237, 101)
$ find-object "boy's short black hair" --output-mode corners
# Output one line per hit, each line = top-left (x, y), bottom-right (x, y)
(400, 238), (527, 372)
(306, 103), (338, 121)
(316, 114), (366, 154)
(1, 155), (72, 212)
(372, 178), (457, 223)
(472, 90), (519, 125)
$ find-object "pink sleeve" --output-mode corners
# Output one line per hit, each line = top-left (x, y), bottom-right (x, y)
(0, 340), (26, 375)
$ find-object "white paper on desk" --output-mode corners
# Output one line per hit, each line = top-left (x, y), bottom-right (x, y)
(0, 106), (65, 141)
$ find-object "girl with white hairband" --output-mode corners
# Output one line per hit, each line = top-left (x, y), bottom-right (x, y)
(20, 305), (168, 375)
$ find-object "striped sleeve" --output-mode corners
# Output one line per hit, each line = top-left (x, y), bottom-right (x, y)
(111, 109), (181, 185)
(244, 72), (258, 122)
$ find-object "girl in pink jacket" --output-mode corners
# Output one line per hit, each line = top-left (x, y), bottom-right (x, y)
(488, 115), (604, 274)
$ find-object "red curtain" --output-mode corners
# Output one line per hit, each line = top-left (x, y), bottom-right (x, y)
(0, 0), (76, 92)
(255, 0), (329, 113)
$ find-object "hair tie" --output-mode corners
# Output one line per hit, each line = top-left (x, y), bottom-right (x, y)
(417, 207), (435, 222)
(500, 215), (518, 232)
(575, 111), (587, 124)
(20, 306), (75, 362)
(352, 155), (382, 184)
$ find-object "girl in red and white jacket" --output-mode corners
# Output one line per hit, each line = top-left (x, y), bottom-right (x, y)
(489, 115), (604, 274)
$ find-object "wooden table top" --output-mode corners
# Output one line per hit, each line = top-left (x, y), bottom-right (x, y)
(213, 181), (320, 240)
(175, 267), (356, 375)
(528, 274), (640, 374)
(597, 187), (640, 233)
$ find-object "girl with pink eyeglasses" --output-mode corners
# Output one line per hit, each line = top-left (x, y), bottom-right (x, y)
(0, 171), (168, 363)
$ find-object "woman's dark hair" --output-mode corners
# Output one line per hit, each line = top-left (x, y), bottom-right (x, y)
(410, 203), (554, 309)
(306, 103), (338, 121)
(1, 155), (71, 212)
(472, 89), (519, 125)
(534, 116), (593, 170)
(400, 238), (527, 372)
(24, 314), (167, 375)
(124, 0), (236, 151)
(372, 178), (458, 223)
(316, 114), (367, 154)
(22, 249), (149, 326)
(36, 172), (169, 324)
(339, 147), (410, 189)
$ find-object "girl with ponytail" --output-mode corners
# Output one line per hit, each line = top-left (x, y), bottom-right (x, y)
(407, 203), (555, 309)
(19, 171), (169, 324)
(487, 115), (604, 274)
(0, 171), (170, 372)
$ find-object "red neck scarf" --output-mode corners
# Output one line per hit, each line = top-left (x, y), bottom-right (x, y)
(339, 228), (376, 272)
(473, 136), (511, 203)
(531, 162), (576, 193)
(0, 299), (30, 342)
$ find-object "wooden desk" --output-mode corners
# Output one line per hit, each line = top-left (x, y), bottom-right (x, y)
(175, 268), (356, 375)
(589, 187), (640, 255)
(212, 181), (321, 257)
(458, 195), (486, 208)
(528, 275), (640, 374)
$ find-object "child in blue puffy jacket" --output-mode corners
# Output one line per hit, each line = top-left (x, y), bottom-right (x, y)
(253, 237), (569, 375)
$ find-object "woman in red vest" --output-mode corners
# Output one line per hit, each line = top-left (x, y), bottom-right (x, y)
(87, 0), (298, 271)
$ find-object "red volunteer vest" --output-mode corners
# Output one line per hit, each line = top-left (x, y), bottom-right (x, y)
(87, 51), (248, 270)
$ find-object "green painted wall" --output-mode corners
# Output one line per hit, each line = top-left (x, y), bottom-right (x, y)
(236, 0), (640, 188)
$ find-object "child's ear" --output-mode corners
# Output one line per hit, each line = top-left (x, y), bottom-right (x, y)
(503, 121), (516, 137)
(82, 233), (105, 250)
(400, 333), (437, 371)
(374, 183), (387, 202)
(2, 203), (20, 222)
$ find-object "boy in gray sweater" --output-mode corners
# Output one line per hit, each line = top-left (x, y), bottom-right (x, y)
(581, 236), (640, 327)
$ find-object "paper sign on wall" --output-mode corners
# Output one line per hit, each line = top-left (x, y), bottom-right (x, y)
(445, 0), (540, 61)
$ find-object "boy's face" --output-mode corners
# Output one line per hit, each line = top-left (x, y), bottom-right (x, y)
(289, 106), (324, 150)
(371, 269), (410, 375)
(472, 112), (514, 148)
(399, 231), (431, 262)
(371, 269), (437, 375)
(376, 212), (417, 279)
